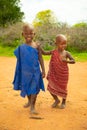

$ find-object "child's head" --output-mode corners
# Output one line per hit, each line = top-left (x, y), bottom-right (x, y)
(55, 34), (67, 51)
(22, 23), (35, 43)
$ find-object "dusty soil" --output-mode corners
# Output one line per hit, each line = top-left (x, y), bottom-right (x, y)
(0, 57), (87, 130)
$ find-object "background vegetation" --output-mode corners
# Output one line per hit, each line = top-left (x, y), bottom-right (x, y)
(0, 1), (87, 61)
(0, 0), (24, 26)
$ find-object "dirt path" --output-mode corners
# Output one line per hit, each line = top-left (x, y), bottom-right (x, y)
(0, 57), (87, 130)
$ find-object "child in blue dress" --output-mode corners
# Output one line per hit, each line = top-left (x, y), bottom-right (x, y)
(13, 23), (46, 114)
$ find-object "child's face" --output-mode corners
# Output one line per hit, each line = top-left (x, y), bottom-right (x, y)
(56, 37), (67, 51)
(22, 27), (35, 43)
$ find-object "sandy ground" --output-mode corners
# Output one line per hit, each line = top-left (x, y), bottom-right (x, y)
(0, 57), (87, 130)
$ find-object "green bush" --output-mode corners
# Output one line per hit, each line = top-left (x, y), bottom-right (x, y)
(0, 22), (87, 53)
(43, 43), (54, 50)
(0, 22), (24, 47)
(67, 27), (87, 52)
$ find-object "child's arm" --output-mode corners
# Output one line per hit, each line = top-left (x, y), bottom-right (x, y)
(66, 51), (75, 64)
(36, 42), (52, 55)
(37, 45), (45, 78)
(40, 48), (52, 55)
(62, 51), (75, 64)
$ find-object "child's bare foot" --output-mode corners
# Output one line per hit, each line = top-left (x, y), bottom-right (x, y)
(52, 99), (60, 108)
(59, 103), (66, 109)
(30, 109), (38, 115)
(24, 102), (30, 108)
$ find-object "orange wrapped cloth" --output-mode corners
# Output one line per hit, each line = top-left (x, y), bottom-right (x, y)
(47, 50), (69, 99)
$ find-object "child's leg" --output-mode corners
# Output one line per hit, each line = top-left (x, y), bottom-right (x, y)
(50, 93), (60, 108)
(30, 94), (38, 114)
(24, 95), (31, 108)
(60, 98), (66, 109)
(62, 98), (66, 105)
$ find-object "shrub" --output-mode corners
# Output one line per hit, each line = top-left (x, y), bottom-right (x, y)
(0, 22), (24, 47)
(67, 27), (87, 52)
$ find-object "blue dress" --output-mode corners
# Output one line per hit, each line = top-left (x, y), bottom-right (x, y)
(13, 44), (45, 97)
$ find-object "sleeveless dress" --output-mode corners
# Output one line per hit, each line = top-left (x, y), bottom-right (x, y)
(13, 44), (45, 97)
(47, 50), (69, 99)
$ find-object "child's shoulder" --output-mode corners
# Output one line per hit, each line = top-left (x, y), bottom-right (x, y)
(65, 50), (72, 57)
(17, 43), (24, 48)
(36, 42), (40, 46)
(31, 42), (40, 49)
(52, 49), (57, 53)
(35, 42), (42, 50)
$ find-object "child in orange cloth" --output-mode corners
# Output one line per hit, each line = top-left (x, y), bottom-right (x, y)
(47, 34), (75, 109)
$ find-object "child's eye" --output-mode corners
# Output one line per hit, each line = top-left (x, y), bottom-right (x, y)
(31, 33), (35, 35)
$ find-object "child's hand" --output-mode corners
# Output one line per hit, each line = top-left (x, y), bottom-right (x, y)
(62, 58), (67, 62)
(42, 71), (45, 78)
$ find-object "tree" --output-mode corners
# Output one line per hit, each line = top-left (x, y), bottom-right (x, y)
(0, 0), (24, 26)
(33, 10), (58, 27)
(73, 22), (87, 28)
(33, 10), (60, 47)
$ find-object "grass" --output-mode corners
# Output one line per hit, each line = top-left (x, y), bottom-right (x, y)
(72, 52), (87, 62)
(0, 46), (15, 56)
(43, 52), (87, 62)
(0, 46), (87, 62)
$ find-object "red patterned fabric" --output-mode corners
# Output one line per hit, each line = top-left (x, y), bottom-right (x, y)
(47, 50), (69, 99)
